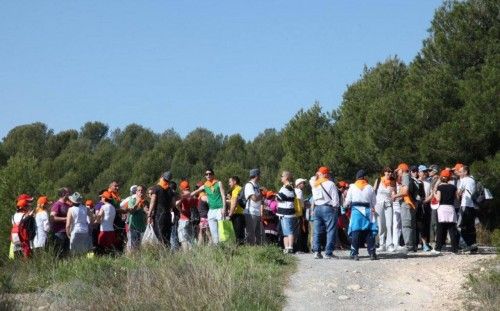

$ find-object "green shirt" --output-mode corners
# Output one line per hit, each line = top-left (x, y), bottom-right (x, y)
(127, 197), (147, 232)
(204, 181), (223, 210)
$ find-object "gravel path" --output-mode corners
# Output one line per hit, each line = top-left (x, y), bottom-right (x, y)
(284, 248), (495, 311)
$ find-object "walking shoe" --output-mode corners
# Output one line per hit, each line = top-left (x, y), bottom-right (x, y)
(370, 253), (378, 261)
(395, 246), (408, 254)
(350, 255), (359, 261)
(324, 254), (337, 260)
(470, 245), (479, 254)
(387, 245), (395, 253)
(423, 244), (432, 252)
(376, 245), (386, 252)
(314, 252), (323, 259)
(430, 249), (441, 255)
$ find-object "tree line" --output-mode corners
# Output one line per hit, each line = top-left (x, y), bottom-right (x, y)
(0, 0), (498, 254)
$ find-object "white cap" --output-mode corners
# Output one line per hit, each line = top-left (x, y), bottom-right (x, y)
(295, 178), (307, 187)
(130, 185), (138, 195)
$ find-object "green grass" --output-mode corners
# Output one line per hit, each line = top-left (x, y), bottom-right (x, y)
(0, 244), (296, 310)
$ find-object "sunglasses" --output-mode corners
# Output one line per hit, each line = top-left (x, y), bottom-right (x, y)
(205, 172), (213, 176)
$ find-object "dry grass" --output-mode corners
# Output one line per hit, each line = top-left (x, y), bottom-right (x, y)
(0, 244), (295, 310)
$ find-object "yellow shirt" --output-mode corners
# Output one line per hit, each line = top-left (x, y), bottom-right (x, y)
(231, 185), (244, 214)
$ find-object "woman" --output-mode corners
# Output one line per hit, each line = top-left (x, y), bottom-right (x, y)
(191, 169), (226, 244)
(66, 192), (93, 255)
(197, 191), (211, 245)
(11, 195), (34, 258)
(228, 176), (246, 245)
(126, 185), (148, 252)
(433, 169), (459, 253)
(374, 167), (396, 252)
(176, 181), (196, 250)
(262, 191), (279, 244)
(33, 196), (50, 250)
(276, 171), (296, 254)
(95, 191), (117, 255)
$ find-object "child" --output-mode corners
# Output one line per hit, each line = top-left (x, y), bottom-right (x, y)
(262, 191), (279, 245)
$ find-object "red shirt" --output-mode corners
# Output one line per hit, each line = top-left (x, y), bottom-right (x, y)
(179, 197), (198, 221)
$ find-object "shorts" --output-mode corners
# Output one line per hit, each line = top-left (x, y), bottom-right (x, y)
(199, 218), (209, 229)
(177, 220), (194, 243)
(280, 217), (297, 236)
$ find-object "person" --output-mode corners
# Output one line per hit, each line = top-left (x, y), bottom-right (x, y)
(276, 171), (296, 254)
(11, 195), (34, 258)
(107, 181), (125, 253)
(66, 192), (93, 255)
(244, 169), (264, 245)
(427, 164), (440, 243)
(456, 165), (479, 253)
(125, 185), (148, 252)
(50, 187), (71, 259)
(228, 176), (245, 245)
(433, 169), (459, 253)
(418, 165), (432, 251)
(148, 171), (176, 247)
(392, 163), (417, 253)
(294, 178), (309, 253)
(262, 191), (279, 244)
(191, 169), (227, 245)
(33, 196), (50, 250)
(310, 166), (339, 259)
(169, 181), (180, 251)
(336, 181), (351, 250)
(120, 185), (138, 210)
(176, 181), (196, 250)
(374, 167), (395, 252)
(197, 190), (211, 245)
(95, 191), (117, 254)
(345, 170), (378, 261)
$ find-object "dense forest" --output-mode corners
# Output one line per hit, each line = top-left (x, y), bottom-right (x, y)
(0, 0), (498, 254)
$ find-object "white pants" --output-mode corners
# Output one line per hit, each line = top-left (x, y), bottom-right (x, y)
(207, 208), (223, 244)
(392, 200), (402, 247)
(376, 201), (393, 248)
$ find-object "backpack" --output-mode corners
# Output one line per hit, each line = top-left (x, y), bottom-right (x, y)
(19, 214), (37, 241)
(237, 183), (251, 208)
(470, 179), (491, 205)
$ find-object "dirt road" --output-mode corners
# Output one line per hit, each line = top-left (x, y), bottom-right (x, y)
(284, 249), (495, 311)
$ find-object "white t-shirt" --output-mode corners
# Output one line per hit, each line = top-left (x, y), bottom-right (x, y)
(33, 211), (49, 248)
(458, 176), (476, 208)
(100, 203), (116, 232)
(70, 204), (89, 235)
(244, 181), (262, 216)
(309, 179), (339, 207)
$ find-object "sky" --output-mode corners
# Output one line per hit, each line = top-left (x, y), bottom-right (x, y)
(0, 1), (443, 141)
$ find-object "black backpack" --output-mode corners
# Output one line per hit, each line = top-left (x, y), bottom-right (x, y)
(237, 183), (250, 208)
(19, 214), (37, 241)
(470, 179), (486, 205)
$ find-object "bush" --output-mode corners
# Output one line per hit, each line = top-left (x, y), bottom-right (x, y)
(465, 260), (500, 311)
(0, 244), (296, 310)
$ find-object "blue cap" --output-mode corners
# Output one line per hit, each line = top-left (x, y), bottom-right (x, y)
(418, 165), (428, 172)
(355, 169), (367, 180)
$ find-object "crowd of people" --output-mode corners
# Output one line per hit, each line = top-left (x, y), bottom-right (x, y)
(9, 162), (488, 260)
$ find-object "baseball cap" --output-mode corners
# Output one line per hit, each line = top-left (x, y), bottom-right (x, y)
(317, 166), (330, 175)
(295, 178), (307, 187)
(418, 165), (428, 172)
(452, 163), (464, 171)
(249, 168), (261, 178)
(397, 163), (409, 172)
(355, 169), (367, 180)
(37, 196), (48, 205)
(17, 194), (34, 202)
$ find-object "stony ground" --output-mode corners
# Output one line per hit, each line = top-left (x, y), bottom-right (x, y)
(284, 248), (496, 311)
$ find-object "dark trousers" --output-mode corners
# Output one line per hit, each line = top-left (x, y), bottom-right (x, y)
(52, 232), (70, 259)
(416, 203), (431, 244)
(435, 222), (459, 252)
(459, 207), (477, 246)
(429, 209), (438, 243)
(350, 230), (376, 256)
(231, 214), (246, 245)
(153, 210), (172, 247)
(294, 217), (310, 253)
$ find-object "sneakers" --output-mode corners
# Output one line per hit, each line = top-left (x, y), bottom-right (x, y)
(350, 255), (359, 261)
(430, 249), (441, 255)
(370, 253), (378, 261)
(387, 245), (395, 253)
(423, 244), (432, 252)
(324, 254), (337, 260)
(395, 246), (408, 254)
(376, 245), (386, 252)
(470, 245), (479, 254)
(314, 252), (323, 259)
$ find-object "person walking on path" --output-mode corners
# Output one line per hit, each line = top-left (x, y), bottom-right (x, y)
(148, 171), (176, 247)
(191, 169), (227, 244)
(276, 171), (297, 254)
(310, 166), (339, 259)
(374, 167), (395, 252)
(433, 169), (459, 253)
(392, 163), (417, 252)
(345, 170), (378, 261)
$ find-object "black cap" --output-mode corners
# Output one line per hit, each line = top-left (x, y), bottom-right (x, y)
(355, 169), (367, 180)
(162, 171), (172, 181)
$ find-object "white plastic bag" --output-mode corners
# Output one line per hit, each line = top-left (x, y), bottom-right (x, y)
(484, 188), (493, 200)
(142, 224), (160, 246)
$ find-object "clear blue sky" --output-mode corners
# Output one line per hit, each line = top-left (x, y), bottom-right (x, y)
(0, 1), (443, 141)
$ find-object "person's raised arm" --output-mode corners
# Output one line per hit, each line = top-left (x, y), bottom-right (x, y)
(191, 186), (204, 197)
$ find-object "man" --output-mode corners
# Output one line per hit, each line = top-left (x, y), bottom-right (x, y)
(244, 168), (263, 245)
(417, 165), (432, 251)
(310, 166), (339, 259)
(148, 171), (176, 247)
(392, 163), (416, 253)
(345, 170), (378, 260)
(294, 178), (309, 253)
(107, 181), (125, 253)
(456, 165), (478, 253)
(228, 176), (246, 245)
(427, 164), (440, 243)
(50, 187), (71, 259)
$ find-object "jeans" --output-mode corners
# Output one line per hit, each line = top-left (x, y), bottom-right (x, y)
(153, 210), (172, 248)
(459, 207), (477, 246)
(312, 205), (338, 256)
(376, 201), (393, 248)
(230, 213), (246, 245)
(127, 228), (142, 251)
(401, 202), (416, 249)
(245, 214), (263, 245)
(208, 208), (223, 244)
(350, 230), (376, 256)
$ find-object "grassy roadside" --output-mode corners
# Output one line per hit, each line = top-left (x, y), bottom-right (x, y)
(0, 244), (296, 310)
(464, 229), (500, 311)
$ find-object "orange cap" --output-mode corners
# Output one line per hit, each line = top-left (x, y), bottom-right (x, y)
(397, 163), (409, 172)
(85, 200), (94, 207)
(265, 191), (276, 199)
(440, 169), (451, 178)
(179, 181), (190, 191)
(101, 191), (112, 200)
(452, 163), (464, 171)
(37, 196), (48, 205)
(338, 181), (348, 188)
(317, 166), (330, 175)
(17, 199), (29, 208)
